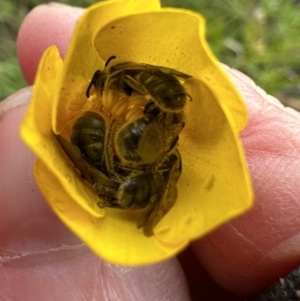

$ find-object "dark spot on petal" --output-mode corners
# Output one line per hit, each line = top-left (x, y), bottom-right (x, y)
(205, 174), (215, 191)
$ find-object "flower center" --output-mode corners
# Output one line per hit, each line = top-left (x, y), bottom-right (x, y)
(88, 87), (147, 123)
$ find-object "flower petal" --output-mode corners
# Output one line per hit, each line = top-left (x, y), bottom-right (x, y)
(94, 10), (247, 132)
(53, 0), (161, 134)
(153, 78), (253, 243)
(35, 159), (187, 265)
(20, 46), (104, 217)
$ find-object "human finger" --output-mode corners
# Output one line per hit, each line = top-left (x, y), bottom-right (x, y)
(17, 3), (300, 299)
(192, 68), (300, 297)
(17, 3), (84, 85)
(0, 88), (191, 301)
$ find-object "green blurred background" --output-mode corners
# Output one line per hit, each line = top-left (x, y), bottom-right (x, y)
(1, 0), (300, 109)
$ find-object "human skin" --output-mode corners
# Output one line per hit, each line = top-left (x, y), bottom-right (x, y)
(1, 3), (300, 300)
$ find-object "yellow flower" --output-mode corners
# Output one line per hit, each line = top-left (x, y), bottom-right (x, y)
(20, 0), (253, 265)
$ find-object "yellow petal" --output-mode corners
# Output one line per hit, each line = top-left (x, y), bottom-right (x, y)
(35, 159), (188, 265)
(94, 10), (247, 132)
(153, 79), (253, 242)
(20, 46), (104, 217)
(53, 0), (161, 134)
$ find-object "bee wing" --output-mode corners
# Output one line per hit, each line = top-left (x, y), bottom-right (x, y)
(136, 119), (184, 165)
(87, 164), (118, 188)
(112, 62), (191, 80)
(142, 153), (181, 236)
(142, 184), (178, 237)
(56, 135), (116, 188)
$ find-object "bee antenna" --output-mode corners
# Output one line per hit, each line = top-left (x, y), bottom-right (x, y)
(105, 55), (117, 67)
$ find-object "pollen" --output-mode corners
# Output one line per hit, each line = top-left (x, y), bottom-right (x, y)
(110, 97), (128, 118)
(125, 105), (144, 122)
(102, 89), (115, 110)
(96, 90), (148, 123)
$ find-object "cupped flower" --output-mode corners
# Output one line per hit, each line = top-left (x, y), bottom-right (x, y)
(20, 0), (253, 265)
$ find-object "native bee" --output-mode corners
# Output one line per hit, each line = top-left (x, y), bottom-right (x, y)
(86, 56), (191, 112)
(57, 58), (190, 236)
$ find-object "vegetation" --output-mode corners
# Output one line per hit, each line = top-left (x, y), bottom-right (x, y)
(1, 0), (300, 108)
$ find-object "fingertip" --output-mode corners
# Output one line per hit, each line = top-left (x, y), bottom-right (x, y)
(189, 70), (300, 297)
(0, 86), (84, 267)
(17, 3), (84, 84)
(0, 87), (48, 234)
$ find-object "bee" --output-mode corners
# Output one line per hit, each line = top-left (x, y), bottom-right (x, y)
(86, 56), (192, 112)
(57, 59), (189, 236)
(57, 107), (182, 236)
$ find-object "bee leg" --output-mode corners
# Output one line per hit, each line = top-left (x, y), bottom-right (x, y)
(56, 135), (93, 183)
(103, 119), (117, 175)
(86, 70), (101, 98)
(141, 154), (181, 236)
(142, 181), (178, 237)
(136, 193), (159, 229)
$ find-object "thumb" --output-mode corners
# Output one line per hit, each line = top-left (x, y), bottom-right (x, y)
(0, 88), (191, 301)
